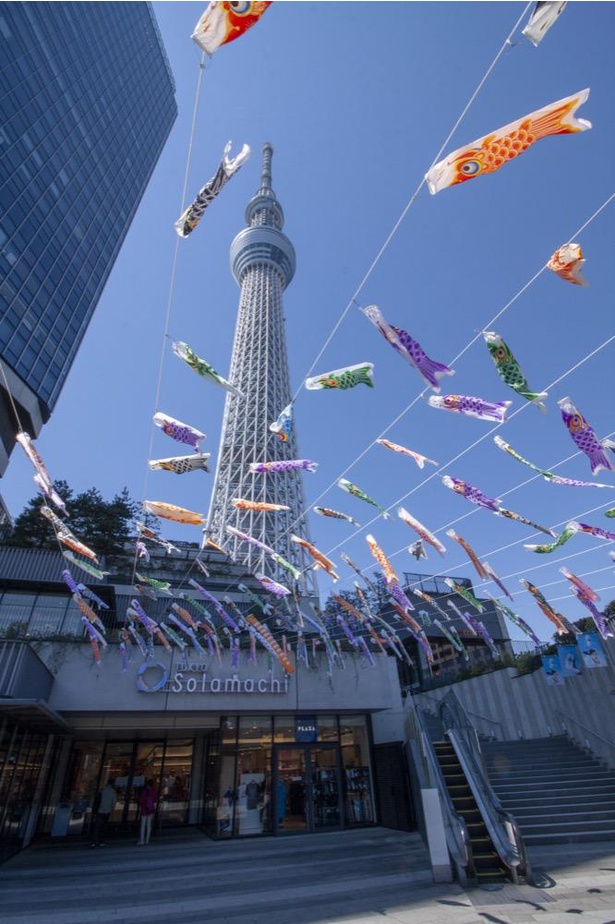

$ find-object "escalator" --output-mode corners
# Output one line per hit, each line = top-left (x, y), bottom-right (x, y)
(433, 740), (507, 884)
(408, 690), (533, 887)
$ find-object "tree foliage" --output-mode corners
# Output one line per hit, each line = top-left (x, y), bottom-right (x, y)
(3, 483), (141, 562)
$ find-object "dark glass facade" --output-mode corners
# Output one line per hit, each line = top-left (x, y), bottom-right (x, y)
(0, 2), (176, 468)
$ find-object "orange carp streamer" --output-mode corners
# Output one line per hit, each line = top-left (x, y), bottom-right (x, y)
(426, 89), (591, 194)
(547, 242), (588, 286)
(366, 534), (398, 586)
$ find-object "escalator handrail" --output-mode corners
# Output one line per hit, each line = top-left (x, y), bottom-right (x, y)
(414, 705), (473, 873)
(439, 691), (531, 881)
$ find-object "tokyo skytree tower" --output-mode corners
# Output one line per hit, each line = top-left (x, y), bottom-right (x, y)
(207, 144), (317, 597)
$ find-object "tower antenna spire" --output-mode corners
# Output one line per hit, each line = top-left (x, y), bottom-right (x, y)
(260, 141), (274, 193)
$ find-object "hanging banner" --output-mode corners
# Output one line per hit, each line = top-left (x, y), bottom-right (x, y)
(557, 644), (582, 677)
(577, 632), (608, 669)
(541, 654), (565, 685)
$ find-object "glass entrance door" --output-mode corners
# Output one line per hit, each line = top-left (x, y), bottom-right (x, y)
(273, 745), (341, 833)
(275, 747), (308, 832)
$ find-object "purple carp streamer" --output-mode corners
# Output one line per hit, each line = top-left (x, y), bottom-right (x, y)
(388, 581), (416, 616)
(576, 522), (615, 542)
(442, 476), (556, 536)
(547, 475), (612, 488)
(153, 413), (206, 452)
(425, 89), (591, 194)
(172, 340), (243, 398)
(483, 562), (513, 600)
(256, 574), (291, 597)
(362, 304), (454, 393)
(574, 590), (612, 640)
(149, 453), (210, 474)
(338, 478), (392, 520)
(558, 397), (615, 475)
(250, 459), (318, 473)
(175, 141), (250, 238)
(483, 331), (548, 412)
(305, 362), (374, 391)
(428, 394), (512, 423)
(398, 507), (446, 557)
(313, 506), (361, 527)
(188, 579), (241, 633)
(376, 438), (438, 468)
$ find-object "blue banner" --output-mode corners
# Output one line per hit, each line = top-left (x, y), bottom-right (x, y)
(577, 632), (608, 669)
(558, 644), (583, 677)
(542, 654), (565, 685)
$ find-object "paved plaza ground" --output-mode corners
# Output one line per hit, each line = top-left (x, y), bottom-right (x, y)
(0, 827), (614, 924)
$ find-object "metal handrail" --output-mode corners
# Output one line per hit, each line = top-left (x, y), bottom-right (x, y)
(415, 691), (504, 738)
(554, 709), (615, 758)
(439, 690), (532, 885)
(412, 704), (473, 880)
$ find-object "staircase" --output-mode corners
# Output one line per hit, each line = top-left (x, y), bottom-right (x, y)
(433, 740), (507, 884)
(482, 735), (615, 845)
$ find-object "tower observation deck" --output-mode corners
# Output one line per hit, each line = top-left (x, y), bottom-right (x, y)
(207, 144), (317, 597)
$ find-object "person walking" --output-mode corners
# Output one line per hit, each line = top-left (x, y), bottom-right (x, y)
(91, 779), (117, 848)
(137, 779), (158, 845)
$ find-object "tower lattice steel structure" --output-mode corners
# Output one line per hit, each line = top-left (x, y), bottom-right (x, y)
(207, 144), (317, 597)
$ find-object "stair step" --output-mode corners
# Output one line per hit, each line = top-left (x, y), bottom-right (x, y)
(517, 818), (615, 835)
(497, 795), (615, 809)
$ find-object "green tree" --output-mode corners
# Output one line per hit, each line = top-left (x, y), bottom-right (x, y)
(4, 484), (141, 563)
(4, 480), (74, 548)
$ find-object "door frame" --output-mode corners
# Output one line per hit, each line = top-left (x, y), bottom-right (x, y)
(271, 743), (343, 834)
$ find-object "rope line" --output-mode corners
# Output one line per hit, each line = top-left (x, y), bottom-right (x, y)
(281, 192), (615, 549)
(291, 2), (534, 400)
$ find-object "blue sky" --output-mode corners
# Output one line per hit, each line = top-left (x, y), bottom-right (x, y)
(2, 2), (614, 642)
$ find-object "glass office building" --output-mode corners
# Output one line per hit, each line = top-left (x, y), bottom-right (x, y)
(0, 2), (176, 472)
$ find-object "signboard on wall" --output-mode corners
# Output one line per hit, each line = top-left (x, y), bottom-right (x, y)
(295, 715), (317, 743)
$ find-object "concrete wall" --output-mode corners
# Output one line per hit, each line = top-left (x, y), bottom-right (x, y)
(38, 642), (403, 717)
(413, 636), (615, 768)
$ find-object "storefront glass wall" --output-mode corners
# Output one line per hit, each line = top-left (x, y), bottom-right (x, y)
(0, 718), (49, 857)
(211, 714), (375, 838)
(340, 715), (375, 825)
(60, 738), (194, 838)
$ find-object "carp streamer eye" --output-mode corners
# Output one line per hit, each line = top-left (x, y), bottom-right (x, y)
(569, 413), (585, 431)
(229, 1), (252, 14)
(460, 160), (481, 176)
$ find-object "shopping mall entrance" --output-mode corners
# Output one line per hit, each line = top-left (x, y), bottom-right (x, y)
(273, 744), (341, 833)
